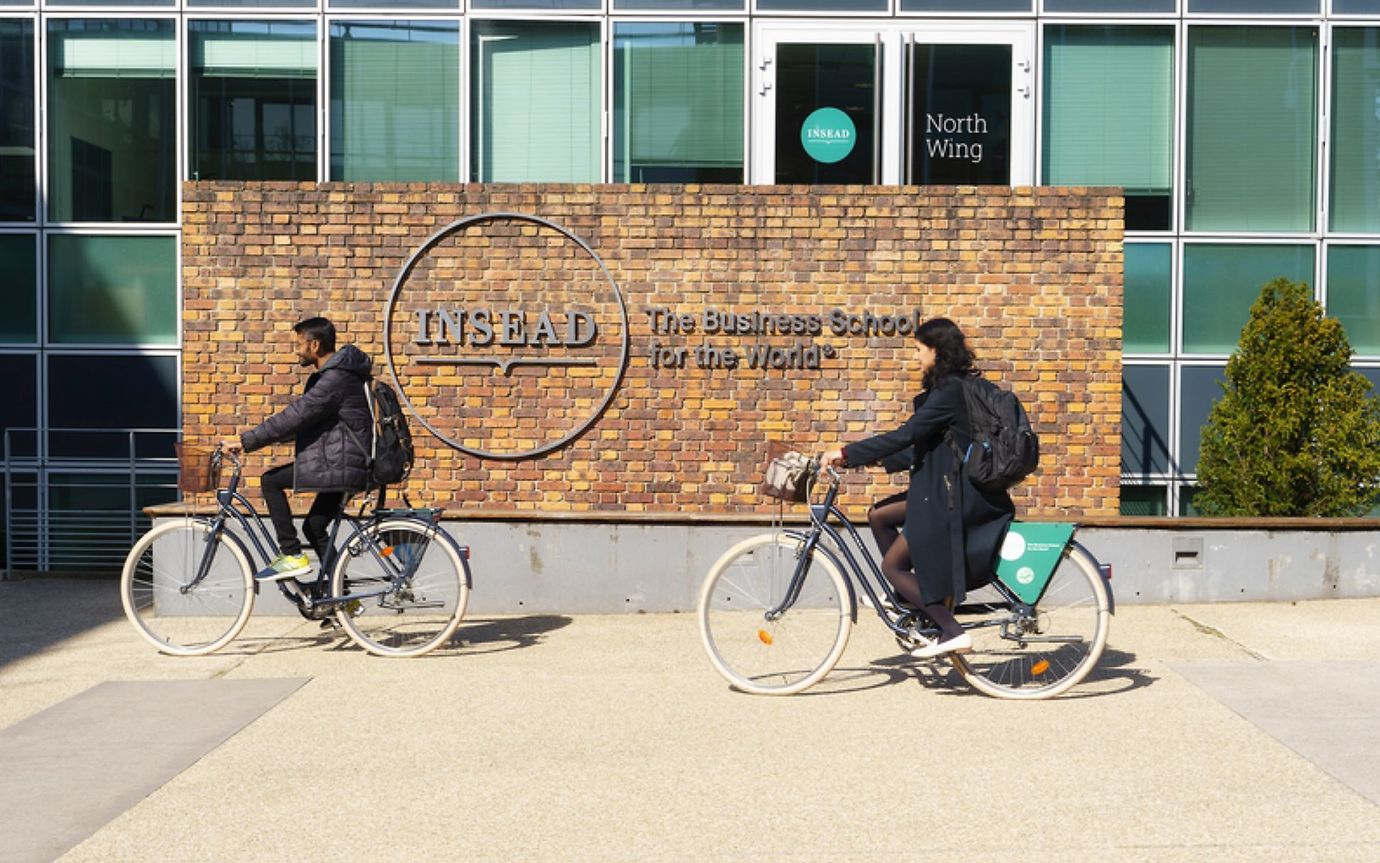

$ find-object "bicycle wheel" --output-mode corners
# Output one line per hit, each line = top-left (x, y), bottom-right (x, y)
(698, 532), (853, 696)
(120, 519), (255, 656)
(950, 543), (1110, 700)
(330, 519), (470, 657)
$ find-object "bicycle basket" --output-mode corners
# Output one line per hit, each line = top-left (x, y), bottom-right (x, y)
(761, 449), (813, 503)
(176, 443), (221, 493)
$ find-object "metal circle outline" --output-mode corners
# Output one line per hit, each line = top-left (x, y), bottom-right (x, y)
(383, 212), (630, 461)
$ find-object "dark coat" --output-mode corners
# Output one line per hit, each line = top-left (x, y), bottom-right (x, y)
(241, 345), (374, 493)
(842, 374), (1015, 606)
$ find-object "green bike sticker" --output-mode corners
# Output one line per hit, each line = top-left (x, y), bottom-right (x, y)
(800, 108), (857, 164)
(995, 522), (1075, 605)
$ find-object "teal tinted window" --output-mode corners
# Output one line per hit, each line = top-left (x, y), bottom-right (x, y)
(329, 20), (459, 182)
(1124, 243), (1171, 354)
(471, 21), (600, 183)
(1043, 26), (1174, 231)
(1120, 485), (1167, 516)
(0, 234), (36, 342)
(1180, 366), (1226, 474)
(1330, 29), (1380, 234)
(1186, 27), (1317, 232)
(190, 20), (316, 182)
(49, 354), (178, 458)
(1123, 365), (1170, 476)
(1327, 246), (1380, 356)
(47, 20), (176, 223)
(1182, 244), (1315, 354)
(613, 23), (743, 184)
(48, 235), (177, 345)
(0, 20), (34, 221)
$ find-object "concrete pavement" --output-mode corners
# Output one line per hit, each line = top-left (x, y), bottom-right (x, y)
(1, 578), (1379, 862)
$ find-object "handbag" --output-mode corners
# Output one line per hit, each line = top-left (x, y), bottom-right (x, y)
(761, 449), (813, 503)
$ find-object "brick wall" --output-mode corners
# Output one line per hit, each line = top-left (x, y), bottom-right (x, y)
(182, 182), (1123, 517)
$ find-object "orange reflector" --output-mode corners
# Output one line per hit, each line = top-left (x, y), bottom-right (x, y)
(1031, 659), (1050, 675)
(381, 546), (394, 557)
(757, 629), (773, 645)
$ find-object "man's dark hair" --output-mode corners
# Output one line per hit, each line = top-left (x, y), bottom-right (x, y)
(293, 317), (336, 354)
(917, 316), (975, 390)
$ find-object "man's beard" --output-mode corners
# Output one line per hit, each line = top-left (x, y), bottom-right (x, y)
(298, 355), (315, 367)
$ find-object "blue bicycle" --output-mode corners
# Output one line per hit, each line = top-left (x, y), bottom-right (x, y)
(697, 458), (1113, 699)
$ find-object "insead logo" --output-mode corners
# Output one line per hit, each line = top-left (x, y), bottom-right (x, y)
(384, 213), (629, 461)
(800, 107), (857, 164)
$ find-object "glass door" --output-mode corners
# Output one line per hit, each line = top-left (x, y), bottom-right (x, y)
(752, 24), (1033, 186)
(905, 28), (1033, 185)
(755, 28), (883, 184)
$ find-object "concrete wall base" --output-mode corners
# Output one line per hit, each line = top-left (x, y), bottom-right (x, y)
(155, 517), (1380, 615)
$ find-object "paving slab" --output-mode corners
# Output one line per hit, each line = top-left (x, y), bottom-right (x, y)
(0, 678), (307, 863)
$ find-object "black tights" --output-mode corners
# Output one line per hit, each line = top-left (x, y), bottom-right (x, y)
(866, 497), (963, 641)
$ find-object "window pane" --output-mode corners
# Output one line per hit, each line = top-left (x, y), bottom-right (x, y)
(48, 234), (177, 344)
(48, 354), (178, 458)
(0, 353), (37, 458)
(763, 0), (886, 9)
(900, 0), (1028, 9)
(613, 23), (743, 184)
(1189, 0), (1317, 10)
(1179, 485), (1201, 516)
(1120, 485), (1167, 516)
(333, 0), (458, 6)
(1046, 0), (1174, 9)
(471, 22), (600, 183)
(1180, 365), (1226, 474)
(329, 20), (459, 182)
(1043, 27), (1173, 231)
(1328, 246), (1380, 356)
(1182, 244), (1315, 354)
(1330, 29), (1380, 233)
(1123, 365), (1170, 476)
(0, 20), (34, 221)
(0, 234), (36, 342)
(473, 0), (597, 8)
(1124, 243), (1171, 353)
(190, 20), (316, 182)
(616, 0), (744, 8)
(1186, 27), (1317, 232)
(189, 0), (317, 7)
(1334, 0), (1380, 11)
(47, 20), (176, 223)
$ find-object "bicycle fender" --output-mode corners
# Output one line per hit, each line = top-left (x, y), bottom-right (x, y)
(1071, 539), (1115, 615)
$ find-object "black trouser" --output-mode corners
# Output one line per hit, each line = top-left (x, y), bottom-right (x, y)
(261, 463), (344, 563)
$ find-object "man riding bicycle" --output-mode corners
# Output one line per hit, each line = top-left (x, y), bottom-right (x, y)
(222, 316), (373, 583)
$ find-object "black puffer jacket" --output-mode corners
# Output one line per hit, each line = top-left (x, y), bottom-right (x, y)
(242, 345), (374, 492)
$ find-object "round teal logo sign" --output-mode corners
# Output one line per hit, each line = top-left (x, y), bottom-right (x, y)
(800, 108), (856, 164)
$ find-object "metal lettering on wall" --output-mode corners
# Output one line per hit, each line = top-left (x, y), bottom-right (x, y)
(644, 308), (922, 371)
(383, 212), (629, 462)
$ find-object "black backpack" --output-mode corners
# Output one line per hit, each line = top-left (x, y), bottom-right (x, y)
(951, 374), (1040, 492)
(364, 378), (415, 487)
(345, 378), (415, 488)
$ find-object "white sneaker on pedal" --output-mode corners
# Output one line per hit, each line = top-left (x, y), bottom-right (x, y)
(910, 632), (973, 659)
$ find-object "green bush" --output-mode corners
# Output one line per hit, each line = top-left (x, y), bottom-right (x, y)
(1196, 278), (1380, 517)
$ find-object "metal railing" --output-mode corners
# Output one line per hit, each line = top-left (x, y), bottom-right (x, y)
(3, 428), (180, 576)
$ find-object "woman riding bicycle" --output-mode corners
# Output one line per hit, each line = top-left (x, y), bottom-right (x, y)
(822, 317), (1014, 659)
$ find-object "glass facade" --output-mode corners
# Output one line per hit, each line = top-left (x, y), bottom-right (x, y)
(0, 3), (1378, 560)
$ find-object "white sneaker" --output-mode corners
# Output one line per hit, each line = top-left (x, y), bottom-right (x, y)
(910, 632), (973, 659)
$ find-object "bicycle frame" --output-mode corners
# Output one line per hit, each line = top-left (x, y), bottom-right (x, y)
(186, 454), (440, 610)
(775, 467), (1034, 640)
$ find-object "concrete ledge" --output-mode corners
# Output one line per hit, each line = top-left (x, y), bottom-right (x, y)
(150, 508), (1380, 614)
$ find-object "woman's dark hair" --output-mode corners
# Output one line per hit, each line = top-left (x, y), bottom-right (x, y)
(917, 317), (975, 389)
(293, 316), (337, 354)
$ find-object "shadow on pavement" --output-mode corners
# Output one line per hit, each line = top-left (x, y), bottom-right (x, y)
(217, 614), (575, 658)
(788, 646), (1156, 699)
(0, 577), (124, 673)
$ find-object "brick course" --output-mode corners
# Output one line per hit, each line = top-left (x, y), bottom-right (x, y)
(182, 182), (1123, 517)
